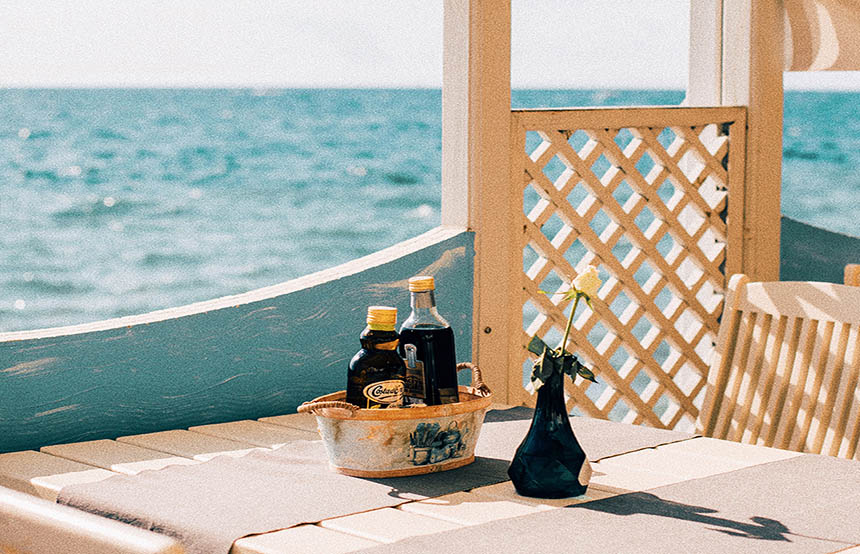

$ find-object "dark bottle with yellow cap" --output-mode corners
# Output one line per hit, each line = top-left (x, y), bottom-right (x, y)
(399, 276), (459, 405)
(346, 306), (407, 409)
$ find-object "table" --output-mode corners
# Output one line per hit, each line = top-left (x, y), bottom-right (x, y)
(1, 407), (858, 554)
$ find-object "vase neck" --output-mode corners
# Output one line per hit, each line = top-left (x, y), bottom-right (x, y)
(535, 370), (567, 419)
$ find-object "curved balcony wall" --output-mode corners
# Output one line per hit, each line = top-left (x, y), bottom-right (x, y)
(0, 227), (474, 454)
(780, 216), (860, 283)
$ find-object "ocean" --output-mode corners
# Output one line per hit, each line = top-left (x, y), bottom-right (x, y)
(1, 89), (858, 332)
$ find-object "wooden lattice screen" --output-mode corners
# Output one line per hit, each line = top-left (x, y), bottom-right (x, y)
(510, 107), (746, 432)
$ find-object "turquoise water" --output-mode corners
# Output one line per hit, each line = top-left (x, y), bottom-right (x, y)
(1, 89), (857, 331)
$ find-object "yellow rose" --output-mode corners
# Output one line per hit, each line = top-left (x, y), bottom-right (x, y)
(573, 265), (601, 299)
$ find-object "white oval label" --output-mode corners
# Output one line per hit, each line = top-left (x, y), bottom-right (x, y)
(363, 379), (404, 405)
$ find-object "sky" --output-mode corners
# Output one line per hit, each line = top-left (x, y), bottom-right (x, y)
(1, 0), (859, 90)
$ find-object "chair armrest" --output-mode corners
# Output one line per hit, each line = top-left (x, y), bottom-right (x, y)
(0, 486), (184, 554)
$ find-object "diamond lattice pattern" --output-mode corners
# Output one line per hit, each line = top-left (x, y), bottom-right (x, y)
(518, 116), (741, 432)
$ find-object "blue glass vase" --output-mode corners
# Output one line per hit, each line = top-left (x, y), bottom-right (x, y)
(508, 359), (590, 498)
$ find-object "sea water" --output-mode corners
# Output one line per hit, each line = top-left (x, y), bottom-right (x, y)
(1, 89), (857, 332)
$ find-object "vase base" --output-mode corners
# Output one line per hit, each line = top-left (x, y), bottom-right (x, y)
(508, 451), (589, 499)
(511, 483), (588, 499)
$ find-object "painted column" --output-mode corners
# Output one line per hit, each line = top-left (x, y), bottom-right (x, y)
(442, 0), (515, 401)
(723, 0), (784, 281)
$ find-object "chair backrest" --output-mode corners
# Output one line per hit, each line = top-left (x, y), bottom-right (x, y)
(698, 274), (860, 459)
(0, 485), (184, 554)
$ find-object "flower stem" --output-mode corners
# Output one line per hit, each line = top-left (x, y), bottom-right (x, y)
(558, 293), (581, 355)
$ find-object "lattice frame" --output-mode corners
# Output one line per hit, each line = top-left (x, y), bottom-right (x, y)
(512, 107), (747, 431)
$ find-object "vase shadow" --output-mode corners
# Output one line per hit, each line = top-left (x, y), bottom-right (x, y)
(575, 491), (792, 542)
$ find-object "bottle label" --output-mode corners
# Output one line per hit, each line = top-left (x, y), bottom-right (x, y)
(404, 359), (426, 400)
(363, 379), (404, 407)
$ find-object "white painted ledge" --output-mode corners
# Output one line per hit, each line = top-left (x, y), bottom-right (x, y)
(0, 225), (469, 342)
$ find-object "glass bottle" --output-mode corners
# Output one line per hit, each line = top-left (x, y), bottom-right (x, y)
(399, 276), (459, 405)
(346, 306), (406, 409)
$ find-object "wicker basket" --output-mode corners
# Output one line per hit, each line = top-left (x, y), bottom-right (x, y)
(298, 363), (492, 477)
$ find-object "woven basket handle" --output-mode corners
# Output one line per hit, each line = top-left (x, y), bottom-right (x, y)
(297, 400), (360, 416)
(457, 362), (491, 397)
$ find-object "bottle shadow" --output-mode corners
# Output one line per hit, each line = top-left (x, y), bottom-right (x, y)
(575, 491), (792, 542)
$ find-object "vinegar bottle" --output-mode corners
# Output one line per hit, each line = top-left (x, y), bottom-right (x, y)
(346, 306), (406, 409)
(399, 276), (459, 405)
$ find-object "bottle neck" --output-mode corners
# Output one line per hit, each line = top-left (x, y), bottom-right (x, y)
(411, 290), (436, 309)
(360, 327), (399, 350)
(403, 290), (449, 329)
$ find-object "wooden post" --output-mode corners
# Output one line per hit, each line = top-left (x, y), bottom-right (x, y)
(442, 0), (514, 401)
(722, 0), (784, 281)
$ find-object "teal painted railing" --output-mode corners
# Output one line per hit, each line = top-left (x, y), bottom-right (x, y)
(781, 216), (860, 283)
(0, 227), (475, 454)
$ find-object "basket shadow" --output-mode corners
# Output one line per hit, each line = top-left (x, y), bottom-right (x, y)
(363, 456), (512, 500)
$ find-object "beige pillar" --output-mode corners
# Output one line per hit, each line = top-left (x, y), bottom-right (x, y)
(442, 0), (514, 401)
(723, 0), (784, 281)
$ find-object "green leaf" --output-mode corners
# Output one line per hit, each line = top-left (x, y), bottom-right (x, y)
(527, 335), (549, 356)
(576, 362), (598, 383)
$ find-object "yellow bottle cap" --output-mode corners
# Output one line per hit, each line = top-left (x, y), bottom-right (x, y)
(366, 306), (397, 330)
(408, 275), (435, 292)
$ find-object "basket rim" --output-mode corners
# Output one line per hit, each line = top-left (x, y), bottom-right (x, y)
(307, 385), (492, 421)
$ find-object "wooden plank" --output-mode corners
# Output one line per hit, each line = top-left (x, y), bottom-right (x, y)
(118, 430), (262, 462)
(0, 451), (114, 502)
(512, 106), (746, 130)
(188, 420), (318, 449)
(738, 281), (860, 324)
(507, 114), (529, 407)
(399, 491), (550, 526)
(41, 440), (197, 475)
(466, 0), (515, 403)
(0, 228), (474, 455)
(725, 107), (747, 276)
(232, 525), (378, 554)
(846, 264), (860, 287)
(723, 0), (783, 281)
(257, 413), (319, 433)
(320, 507), (461, 543)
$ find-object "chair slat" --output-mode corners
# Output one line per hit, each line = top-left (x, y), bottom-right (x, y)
(733, 313), (772, 443)
(778, 318), (819, 450)
(748, 314), (788, 443)
(794, 321), (835, 451)
(764, 316), (804, 447)
(718, 310), (757, 440)
(812, 322), (852, 453)
(832, 327), (860, 458)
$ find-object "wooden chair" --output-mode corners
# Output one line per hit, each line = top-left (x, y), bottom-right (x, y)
(846, 264), (860, 286)
(0, 485), (184, 554)
(698, 274), (860, 459)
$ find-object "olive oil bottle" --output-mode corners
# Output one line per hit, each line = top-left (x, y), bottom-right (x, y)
(346, 306), (407, 409)
(399, 276), (459, 405)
